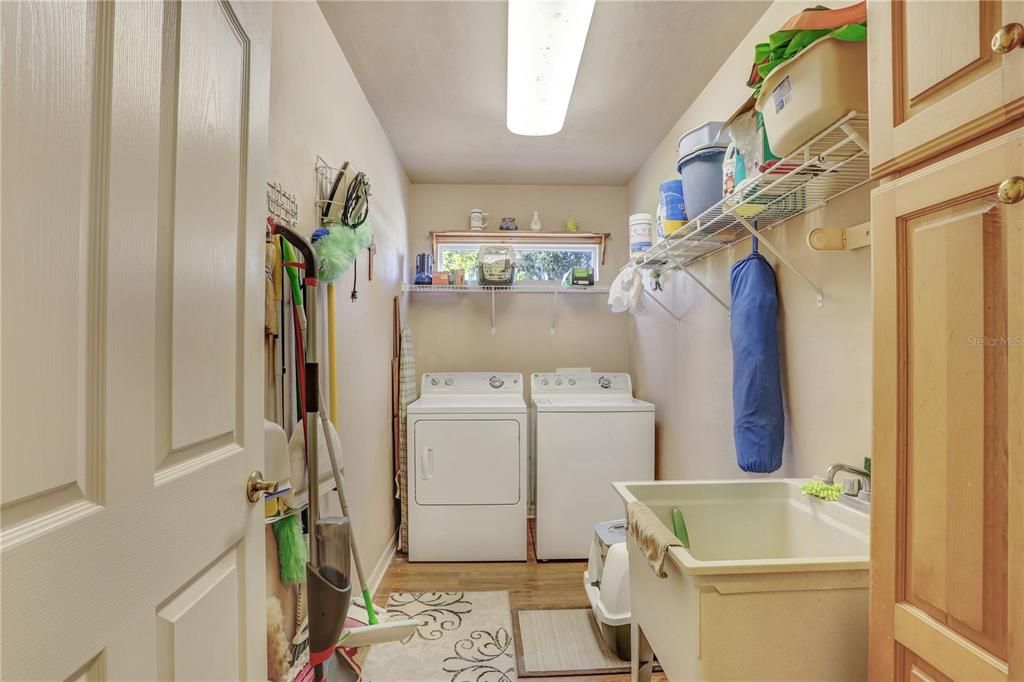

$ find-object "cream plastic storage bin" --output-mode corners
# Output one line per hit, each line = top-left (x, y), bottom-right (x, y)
(754, 35), (867, 158)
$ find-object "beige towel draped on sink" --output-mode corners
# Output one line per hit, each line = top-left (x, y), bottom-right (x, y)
(627, 500), (683, 579)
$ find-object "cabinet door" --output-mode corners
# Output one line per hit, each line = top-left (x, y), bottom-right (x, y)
(870, 129), (1023, 681)
(868, 0), (1024, 176)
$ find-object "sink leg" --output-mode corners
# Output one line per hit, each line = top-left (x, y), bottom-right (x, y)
(632, 620), (653, 682)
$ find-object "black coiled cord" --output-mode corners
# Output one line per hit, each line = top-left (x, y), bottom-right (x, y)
(341, 171), (371, 228)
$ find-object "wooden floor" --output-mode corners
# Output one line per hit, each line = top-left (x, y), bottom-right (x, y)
(377, 524), (666, 682)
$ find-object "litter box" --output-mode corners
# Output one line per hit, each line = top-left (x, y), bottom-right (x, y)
(755, 34), (867, 157)
(584, 519), (631, 660)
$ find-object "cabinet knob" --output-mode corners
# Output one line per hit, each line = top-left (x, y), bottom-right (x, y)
(991, 22), (1023, 54)
(997, 176), (1024, 205)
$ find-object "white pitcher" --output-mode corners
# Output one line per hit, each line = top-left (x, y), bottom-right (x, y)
(469, 209), (489, 230)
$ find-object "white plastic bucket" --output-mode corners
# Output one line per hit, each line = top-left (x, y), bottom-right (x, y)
(629, 213), (652, 256)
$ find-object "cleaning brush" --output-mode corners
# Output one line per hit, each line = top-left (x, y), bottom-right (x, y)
(801, 480), (842, 501)
(272, 514), (307, 584)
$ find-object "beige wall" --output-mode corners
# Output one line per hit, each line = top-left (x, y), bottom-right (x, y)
(269, 1), (409, 583)
(407, 184), (631, 393)
(627, 0), (871, 480)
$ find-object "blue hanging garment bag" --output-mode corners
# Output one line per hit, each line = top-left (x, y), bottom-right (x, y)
(729, 239), (784, 473)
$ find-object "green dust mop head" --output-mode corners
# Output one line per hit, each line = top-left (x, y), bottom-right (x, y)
(801, 480), (842, 501)
(313, 222), (374, 283)
(272, 514), (307, 584)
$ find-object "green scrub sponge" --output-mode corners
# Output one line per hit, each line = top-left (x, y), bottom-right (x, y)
(801, 480), (842, 501)
(272, 514), (306, 584)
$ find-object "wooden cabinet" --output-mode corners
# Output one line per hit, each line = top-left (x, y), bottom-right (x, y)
(868, 0), (1024, 176)
(870, 129), (1024, 681)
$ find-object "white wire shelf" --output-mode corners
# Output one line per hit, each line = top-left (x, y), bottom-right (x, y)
(637, 112), (869, 273)
(402, 283), (610, 294)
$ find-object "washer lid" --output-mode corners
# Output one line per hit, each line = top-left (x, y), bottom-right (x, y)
(531, 396), (654, 413)
(409, 394), (527, 415)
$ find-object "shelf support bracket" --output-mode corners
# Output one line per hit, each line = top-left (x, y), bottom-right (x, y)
(676, 265), (731, 313)
(550, 289), (559, 335)
(735, 216), (824, 307)
(643, 289), (684, 323)
(490, 288), (496, 335)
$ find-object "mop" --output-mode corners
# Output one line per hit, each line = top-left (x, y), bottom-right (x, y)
(277, 221), (418, 676)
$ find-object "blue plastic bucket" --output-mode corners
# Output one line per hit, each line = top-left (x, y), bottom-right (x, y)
(676, 146), (727, 220)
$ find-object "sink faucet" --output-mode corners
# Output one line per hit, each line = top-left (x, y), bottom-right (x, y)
(825, 462), (871, 494)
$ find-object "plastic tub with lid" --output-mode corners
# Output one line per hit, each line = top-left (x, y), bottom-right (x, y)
(754, 34), (867, 158)
(676, 121), (731, 160)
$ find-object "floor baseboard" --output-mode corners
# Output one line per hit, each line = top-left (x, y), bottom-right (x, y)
(367, 528), (399, 598)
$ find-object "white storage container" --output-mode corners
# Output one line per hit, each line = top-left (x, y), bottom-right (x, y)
(628, 213), (652, 257)
(754, 35), (867, 158)
(676, 121), (730, 159)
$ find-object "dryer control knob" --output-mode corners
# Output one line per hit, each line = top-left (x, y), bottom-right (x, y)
(430, 377), (439, 386)
(541, 379), (549, 386)
(568, 378), (576, 386)
(444, 377), (454, 386)
(489, 376), (505, 389)
(554, 378), (563, 386)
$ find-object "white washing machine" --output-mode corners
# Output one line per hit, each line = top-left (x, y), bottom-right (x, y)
(532, 372), (654, 560)
(408, 372), (527, 562)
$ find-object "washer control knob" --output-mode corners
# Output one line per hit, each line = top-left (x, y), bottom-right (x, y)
(568, 378), (576, 386)
(444, 377), (454, 386)
(554, 378), (563, 386)
(489, 376), (505, 389)
(598, 376), (612, 389)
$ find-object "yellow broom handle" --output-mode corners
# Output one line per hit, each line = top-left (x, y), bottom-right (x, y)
(328, 283), (338, 426)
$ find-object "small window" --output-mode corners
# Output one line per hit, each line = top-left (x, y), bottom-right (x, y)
(437, 242), (600, 283)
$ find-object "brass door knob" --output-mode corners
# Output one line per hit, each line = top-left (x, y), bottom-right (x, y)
(246, 470), (280, 502)
(992, 22), (1023, 53)
(997, 176), (1024, 205)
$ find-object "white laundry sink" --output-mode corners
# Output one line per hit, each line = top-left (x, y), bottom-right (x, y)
(614, 479), (869, 681)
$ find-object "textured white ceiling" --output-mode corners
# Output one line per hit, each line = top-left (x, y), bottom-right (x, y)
(318, 1), (770, 185)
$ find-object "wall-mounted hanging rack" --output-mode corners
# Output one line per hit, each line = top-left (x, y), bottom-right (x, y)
(402, 283), (610, 335)
(807, 220), (871, 251)
(267, 181), (299, 228)
(635, 112), (870, 308)
(315, 155), (347, 224)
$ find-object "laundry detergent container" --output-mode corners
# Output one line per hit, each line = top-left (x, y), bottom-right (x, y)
(677, 145), (728, 220)
(584, 519), (631, 660)
(755, 35), (868, 158)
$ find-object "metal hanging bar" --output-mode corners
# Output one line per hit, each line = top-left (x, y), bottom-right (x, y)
(735, 215), (824, 306)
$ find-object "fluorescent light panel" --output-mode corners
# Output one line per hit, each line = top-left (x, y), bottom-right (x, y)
(507, 0), (596, 136)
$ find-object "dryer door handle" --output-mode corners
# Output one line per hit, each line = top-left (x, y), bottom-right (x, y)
(419, 447), (435, 480)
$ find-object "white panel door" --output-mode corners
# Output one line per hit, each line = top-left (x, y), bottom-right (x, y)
(1, 1), (270, 679)
(413, 420), (521, 505)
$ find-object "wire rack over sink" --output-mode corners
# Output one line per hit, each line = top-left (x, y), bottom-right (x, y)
(637, 112), (869, 270)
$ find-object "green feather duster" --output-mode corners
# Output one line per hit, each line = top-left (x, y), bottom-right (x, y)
(272, 514), (307, 584)
(801, 480), (842, 501)
(314, 221), (375, 283)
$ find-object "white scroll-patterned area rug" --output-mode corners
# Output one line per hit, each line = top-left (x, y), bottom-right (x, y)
(361, 591), (517, 682)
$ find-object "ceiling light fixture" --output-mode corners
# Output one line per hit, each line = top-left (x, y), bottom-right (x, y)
(506, 0), (596, 136)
